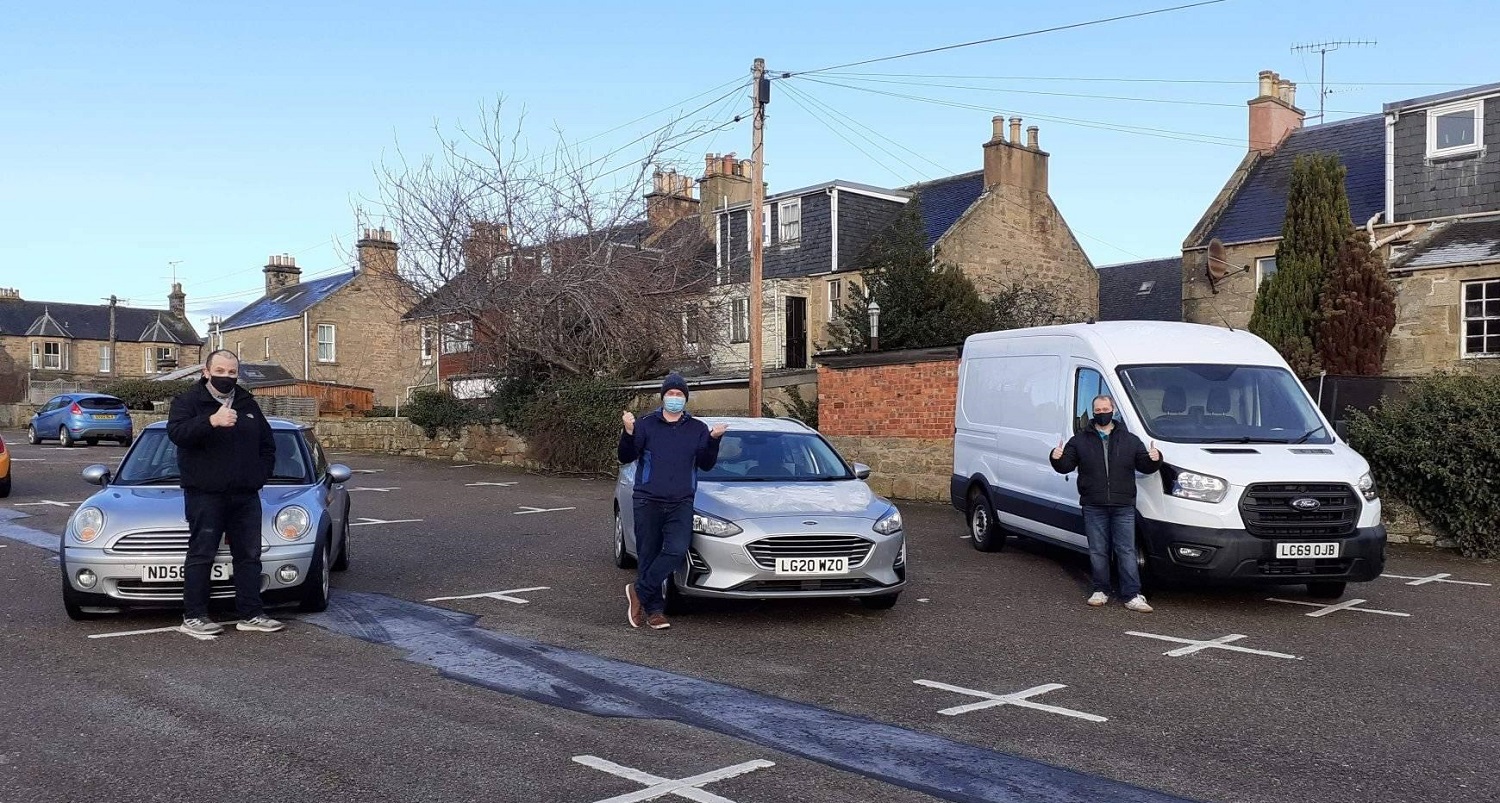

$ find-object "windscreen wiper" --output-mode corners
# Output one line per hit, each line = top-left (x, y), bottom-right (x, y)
(1293, 424), (1328, 444)
(131, 476), (182, 485)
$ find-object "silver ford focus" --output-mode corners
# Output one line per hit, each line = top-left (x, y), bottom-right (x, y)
(59, 419), (352, 620)
(613, 416), (907, 611)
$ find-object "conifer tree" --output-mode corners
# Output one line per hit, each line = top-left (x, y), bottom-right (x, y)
(1317, 232), (1397, 374)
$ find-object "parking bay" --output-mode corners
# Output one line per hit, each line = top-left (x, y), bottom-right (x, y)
(4, 438), (1499, 803)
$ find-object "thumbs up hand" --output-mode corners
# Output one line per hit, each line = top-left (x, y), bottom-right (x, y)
(1051, 438), (1066, 461)
(1148, 440), (1162, 462)
(622, 410), (636, 435)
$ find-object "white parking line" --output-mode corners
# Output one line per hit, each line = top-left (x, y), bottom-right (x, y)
(449, 464), (476, 469)
(350, 469), (385, 474)
(426, 586), (549, 604)
(88, 622), (241, 640)
(514, 506), (575, 515)
(465, 481), (517, 487)
(1383, 572), (1492, 587)
(13, 500), (81, 508)
(572, 755), (774, 803)
(349, 517), (424, 527)
(1126, 631), (1302, 660)
(1267, 597), (1411, 618)
(347, 487), (399, 493)
(914, 679), (1107, 722)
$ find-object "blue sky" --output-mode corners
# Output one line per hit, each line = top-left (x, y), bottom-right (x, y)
(3, 0), (1494, 337)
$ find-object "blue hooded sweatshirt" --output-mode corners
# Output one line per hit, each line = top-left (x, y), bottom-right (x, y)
(618, 409), (721, 502)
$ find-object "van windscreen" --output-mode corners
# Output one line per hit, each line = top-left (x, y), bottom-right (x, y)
(1116, 364), (1331, 444)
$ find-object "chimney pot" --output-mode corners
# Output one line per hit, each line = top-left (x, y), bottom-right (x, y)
(1258, 70), (1276, 98)
(991, 115), (1006, 141)
(1009, 117), (1023, 144)
(1026, 126), (1039, 150)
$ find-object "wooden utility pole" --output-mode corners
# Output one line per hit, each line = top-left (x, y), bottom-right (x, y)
(748, 57), (767, 417)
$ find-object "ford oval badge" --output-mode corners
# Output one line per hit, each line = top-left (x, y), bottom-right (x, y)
(1290, 497), (1321, 511)
(803, 520), (818, 526)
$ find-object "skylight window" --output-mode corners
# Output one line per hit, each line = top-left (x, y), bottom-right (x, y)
(1137, 281), (1156, 295)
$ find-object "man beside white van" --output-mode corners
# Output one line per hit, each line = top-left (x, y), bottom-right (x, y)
(1050, 395), (1162, 612)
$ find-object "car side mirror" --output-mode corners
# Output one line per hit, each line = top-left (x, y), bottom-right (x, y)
(82, 464), (112, 486)
(853, 463), (872, 480)
(327, 464), (352, 484)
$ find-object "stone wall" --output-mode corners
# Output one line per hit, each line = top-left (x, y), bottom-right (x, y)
(310, 417), (533, 467)
(827, 435), (952, 502)
(1387, 265), (1500, 375)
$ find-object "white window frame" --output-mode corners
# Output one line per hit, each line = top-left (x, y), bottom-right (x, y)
(1426, 99), (1484, 159)
(420, 325), (435, 364)
(681, 312), (702, 348)
(264, 337), (271, 359)
(762, 204), (772, 242)
(145, 346), (174, 374)
(98, 345), (112, 374)
(1256, 256), (1278, 286)
(1462, 278), (1500, 358)
(778, 198), (802, 243)
(827, 277), (843, 320)
(33, 340), (65, 370)
(316, 324), (336, 363)
(746, 209), (754, 253)
(731, 298), (749, 344)
(441, 320), (473, 355)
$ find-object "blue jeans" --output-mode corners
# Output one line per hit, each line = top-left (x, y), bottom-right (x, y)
(1082, 505), (1142, 599)
(633, 498), (694, 615)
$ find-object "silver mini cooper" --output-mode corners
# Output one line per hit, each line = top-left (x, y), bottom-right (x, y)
(613, 416), (907, 611)
(59, 419), (352, 620)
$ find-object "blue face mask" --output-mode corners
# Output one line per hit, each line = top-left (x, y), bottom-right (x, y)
(663, 396), (687, 414)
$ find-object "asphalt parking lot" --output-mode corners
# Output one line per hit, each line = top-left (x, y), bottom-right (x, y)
(2, 429), (1498, 803)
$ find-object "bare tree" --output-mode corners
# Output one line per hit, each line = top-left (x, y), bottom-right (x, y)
(374, 100), (725, 381)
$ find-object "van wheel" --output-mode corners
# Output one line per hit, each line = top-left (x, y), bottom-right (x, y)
(1306, 581), (1346, 599)
(967, 488), (1004, 552)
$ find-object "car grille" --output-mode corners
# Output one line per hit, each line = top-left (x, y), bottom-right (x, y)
(108, 531), (229, 555)
(113, 579), (238, 600)
(745, 535), (874, 570)
(1255, 558), (1354, 577)
(1239, 483), (1359, 538)
(731, 578), (886, 593)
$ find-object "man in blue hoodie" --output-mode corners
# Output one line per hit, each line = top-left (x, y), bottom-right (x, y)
(618, 373), (726, 630)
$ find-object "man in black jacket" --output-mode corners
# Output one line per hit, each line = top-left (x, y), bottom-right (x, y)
(167, 349), (282, 636)
(1050, 395), (1163, 612)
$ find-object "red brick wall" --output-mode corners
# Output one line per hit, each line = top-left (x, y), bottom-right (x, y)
(818, 359), (959, 438)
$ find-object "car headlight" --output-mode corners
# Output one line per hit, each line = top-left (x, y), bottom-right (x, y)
(692, 511), (742, 538)
(873, 508), (904, 535)
(1357, 472), (1377, 501)
(1171, 470), (1229, 503)
(275, 506), (311, 541)
(72, 507), (104, 543)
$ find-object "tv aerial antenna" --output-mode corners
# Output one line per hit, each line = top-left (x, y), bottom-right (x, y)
(1291, 40), (1376, 122)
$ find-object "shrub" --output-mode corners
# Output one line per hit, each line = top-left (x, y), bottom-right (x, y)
(102, 378), (197, 410)
(403, 389), (480, 439)
(761, 384), (819, 429)
(488, 374), (543, 432)
(517, 377), (633, 474)
(362, 405), (396, 418)
(1345, 373), (1500, 558)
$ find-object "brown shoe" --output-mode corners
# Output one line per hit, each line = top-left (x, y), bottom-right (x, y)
(646, 613), (671, 630)
(625, 584), (644, 628)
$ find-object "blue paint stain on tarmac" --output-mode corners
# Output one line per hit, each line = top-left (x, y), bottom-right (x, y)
(307, 591), (1200, 803)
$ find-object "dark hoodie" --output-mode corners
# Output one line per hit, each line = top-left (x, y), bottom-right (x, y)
(1049, 420), (1162, 507)
(167, 379), (276, 493)
(617, 373), (721, 502)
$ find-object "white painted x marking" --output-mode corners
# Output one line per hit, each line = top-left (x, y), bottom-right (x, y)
(426, 586), (549, 604)
(1383, 572), (1492, 587)
(1267, 597), (1411, 618)
(347, 487), (398, 493)
(13, 500), (80, 508)
(573, 755), (774, 803)
(1126, 631), (1301, 660)
(514, 505), (574, 515)
(349, 517), (423, 527)
(914, 679), (1106, 722)
(465, 481), (517, 487)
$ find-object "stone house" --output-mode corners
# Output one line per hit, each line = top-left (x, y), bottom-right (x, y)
(0, 284), (202, 401)
(1095, 257), (1183, 321)
(213, 228), (426, 406)
(1183, 71), (1500, 374)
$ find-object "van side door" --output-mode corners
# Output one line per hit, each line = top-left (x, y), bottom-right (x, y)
(1049, 362), (1119, 548)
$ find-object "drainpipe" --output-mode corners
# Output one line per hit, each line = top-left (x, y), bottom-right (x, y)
(1366, 211), (1416, 250)
(1384, 112), (1397, 224)
(302, 311), (310, 380)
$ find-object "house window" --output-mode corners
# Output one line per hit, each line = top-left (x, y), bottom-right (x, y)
(1137, 281), (1156, 295)
(715, 220), (724, 274)
(32, 341), (64, 370)
(316, 324), (336, 362)
(681, 312), (702, 348)
(441, 320), (473, 354)
(827, 278), (844, 320)
(420, 326), (435, 364)
(144, 346), (174, 373)
(779, 199), (802, 243)
(98, 345), (112, 374)
(540, 252), (553, 275)
(491, 254), (513, 280)
(731, 298), (749, 343)
(264, 337), (271, 359)
(762, 204), (772, 241)
(1463, 279), (1500, 357)
(1427, 100), (1482, 159)
(1256, 257), (1278, 286)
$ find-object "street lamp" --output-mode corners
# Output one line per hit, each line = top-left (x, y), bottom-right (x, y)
(867, 299), (881, 351)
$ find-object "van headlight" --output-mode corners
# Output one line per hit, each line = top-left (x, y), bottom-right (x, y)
(1171, 470), (1228, 503)
(1357, 472), (1377, 501)
(873, 508), (904, 535)
(275, 506), (311, 540)
(72, 507), (104, 543)
(692, 511), (742, 538)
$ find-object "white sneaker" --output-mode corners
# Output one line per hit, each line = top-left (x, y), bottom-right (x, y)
(236, 615), (285, 632)
(1124, 595), (1154, 613)
(1086, 592), (1108, 607)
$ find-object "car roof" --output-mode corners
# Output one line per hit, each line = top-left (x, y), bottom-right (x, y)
(693, 416), (817, 434)
(61, 393), (123, 401)
(143, 417), (308, 432)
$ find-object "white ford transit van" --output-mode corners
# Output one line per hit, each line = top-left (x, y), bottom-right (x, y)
(951, 321), (1385, 597)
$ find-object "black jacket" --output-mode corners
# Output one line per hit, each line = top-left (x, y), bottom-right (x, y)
(1049, 421), (1162, 507)
(167, 379), (276, 493)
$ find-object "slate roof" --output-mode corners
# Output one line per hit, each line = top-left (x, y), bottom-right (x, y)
(0, 299), (199, 343)
(218, 272), (358, 332)
(1201, 115), (1386, 247)
(1096, 257), (1183, 322)
(906, 170), (986, 250)
(1394, 216), (1500, 270)
(154, 361), (298, 387)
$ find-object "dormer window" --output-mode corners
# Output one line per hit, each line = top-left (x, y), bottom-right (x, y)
(1427, 99), (1482, 159)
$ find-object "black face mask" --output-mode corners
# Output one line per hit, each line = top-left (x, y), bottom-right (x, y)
(1092, 412), (1114, 427)
(209, 376), (237, 395)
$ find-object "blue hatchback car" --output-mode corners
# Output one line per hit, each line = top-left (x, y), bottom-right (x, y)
(29, 394), (134, 447)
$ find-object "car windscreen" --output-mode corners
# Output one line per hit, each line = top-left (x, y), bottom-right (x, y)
(699, 431), (853, 482)
(1116, 364), (1332, 444)
(114, 430), (314, 485)
(77, 397), (127, 410)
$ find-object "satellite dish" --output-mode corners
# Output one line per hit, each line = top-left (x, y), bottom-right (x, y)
(1204, 238), (1249, 294)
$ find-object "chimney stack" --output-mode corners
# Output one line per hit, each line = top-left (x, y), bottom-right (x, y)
(700, 152), (756, 236)
(1248, 69), (1305, 155)
(646, 167), (699, 232)
(168, 282), (186, 318)
(462, 221), (510, 273)
(356, 227), (399, 276)
(983, 115), (1050, 196)
(263, 253), (302, 294)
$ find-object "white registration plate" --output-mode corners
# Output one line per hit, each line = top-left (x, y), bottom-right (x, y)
(92, 414), (118, 420)
(1275, 542), (1341, 559)
(141, 563), (232, 582)
(775, 557), (849, 576)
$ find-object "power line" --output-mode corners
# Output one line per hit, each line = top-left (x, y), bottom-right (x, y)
(780, 0), (1229, 77)
(779, 82), (936, 182)
(819, 71), (1466, 88)
(783, 82), (957, 177)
